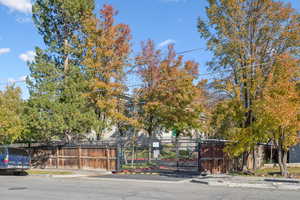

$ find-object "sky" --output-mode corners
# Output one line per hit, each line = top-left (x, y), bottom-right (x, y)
(0, 0), (299, 98)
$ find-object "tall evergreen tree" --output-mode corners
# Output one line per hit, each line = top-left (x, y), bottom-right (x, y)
(25, 0), (97, 143)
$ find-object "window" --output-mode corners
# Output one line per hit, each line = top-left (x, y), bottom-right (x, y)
(8, 148), (28, 156)
(0, 147), (6, 155)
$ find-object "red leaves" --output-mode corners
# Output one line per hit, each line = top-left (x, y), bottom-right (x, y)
(135, 40), (205, 133)
(100, 4), (117, 29)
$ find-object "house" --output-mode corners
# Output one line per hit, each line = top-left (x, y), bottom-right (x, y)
(288, 132), (300, 163)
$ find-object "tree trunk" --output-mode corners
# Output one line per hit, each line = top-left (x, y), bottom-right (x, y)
(65, 132), (73, 144)
(148, 132), (152, 163)
(278, 147), (284, 175)
(252, 148), (256, 170)
(270, 146), (273, 164)
(124, 150), (128, 165)
(276, 128), (289, 177)
(175, 136), (179, 171)
(282, 150), (288, 177)
(131, 142), (135, 168)
(242, 152), (249, 171)
(97, 133), (101, 141)
(96, 128), (103, 141)
(148, 144), (152, 163)
(64, 39), (69, 73)
(277, 144), (289, 177)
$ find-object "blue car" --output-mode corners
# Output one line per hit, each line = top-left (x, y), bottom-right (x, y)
(0, 147), (30, 175)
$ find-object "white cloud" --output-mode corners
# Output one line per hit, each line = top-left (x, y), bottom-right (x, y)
(19, 75), (27, 82)
(158, 39), (176, 48)
(7, 75), (27, 84)
(7, 76), (27, 84)
(0, 48), (10, 55)
(19, 50), (35, 62)
(0, 0), (32, 14)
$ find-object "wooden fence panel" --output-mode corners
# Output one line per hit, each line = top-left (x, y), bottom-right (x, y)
(28, 145), (117, 171)
(199, 142), (229, 174)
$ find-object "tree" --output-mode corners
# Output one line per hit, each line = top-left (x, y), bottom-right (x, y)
(82, 4), (134, 140)
(32, 0), (95, 70)
(135, 40), (205, 160)
(24, 48), (62, 142)
(25, 0), (97, 143)
(256, 55), (300, 176)
(134, 40), (163, 161)
(134, 40), (163, 142)
(198, 0), (300, 169)
(146, 45), (205, 136)
(0, 86), (24, 144)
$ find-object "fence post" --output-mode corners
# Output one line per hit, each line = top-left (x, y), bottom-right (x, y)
(61, 147), (64, 168)
(56, 146), (59, 169)
(116, 144), (121, 172)
(78, 145), (81, 169)
(49, 150), (52, 167)
(106, 147), (110, 171)
(198, 142), (202, 172)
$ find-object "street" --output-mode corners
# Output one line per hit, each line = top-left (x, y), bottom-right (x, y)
(0, 175), (299, 200)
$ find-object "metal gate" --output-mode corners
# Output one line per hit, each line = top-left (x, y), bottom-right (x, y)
(117, 138), (200, 173)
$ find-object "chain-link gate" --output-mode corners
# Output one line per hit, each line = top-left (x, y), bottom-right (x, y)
(117, 138), (200, 173)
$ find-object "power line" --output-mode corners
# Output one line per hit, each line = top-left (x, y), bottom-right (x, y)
(0, 60), (275, 87)
(0, 49), (285, 88)
(177, 48), (206, 55)
(125, 60), (279, 88)
(0, 80), (26, 86)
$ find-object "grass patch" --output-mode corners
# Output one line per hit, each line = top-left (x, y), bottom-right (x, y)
(26, 170), (74, 175)
(229, 167), (300, 178)
(254, 167), (300, 178)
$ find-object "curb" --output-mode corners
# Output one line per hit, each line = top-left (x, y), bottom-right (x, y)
(83, 176), (189, 184)
(264, 178), (300, 184)
(114, 172), (160, 175)
(190, 179), (210, 185)
(227, 182), (275, 190)
(191, 179), (227, 186)
(191, 179), (300, 191)
(191, 179), (275, 189)
(30, 172), (112, 178)
(51, 171), (112, 178)
(29, 174), (83, 178)
(50, 174), (87, 178)
(276, 184), (300, 190)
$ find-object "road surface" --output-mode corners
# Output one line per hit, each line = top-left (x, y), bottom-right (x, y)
(0, 175), (299, 200)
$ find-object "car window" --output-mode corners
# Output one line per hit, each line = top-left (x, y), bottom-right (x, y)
(8, 148), (28, 156)
(0, 147), (6, 155)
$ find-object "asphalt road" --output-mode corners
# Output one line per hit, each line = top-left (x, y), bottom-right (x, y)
(0, 175), (299, 200)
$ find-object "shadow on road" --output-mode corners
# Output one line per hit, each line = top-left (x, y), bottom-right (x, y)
(0, 170), (28, 176)
(156, 169), (200, 179)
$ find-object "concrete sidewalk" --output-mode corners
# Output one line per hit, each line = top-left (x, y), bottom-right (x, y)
(191, 175), (300, 190)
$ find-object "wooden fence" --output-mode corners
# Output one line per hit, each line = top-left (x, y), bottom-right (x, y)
(27, 145), (117, 171)
(198, 141), (267, 174)
(199, 141), (231, 174)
